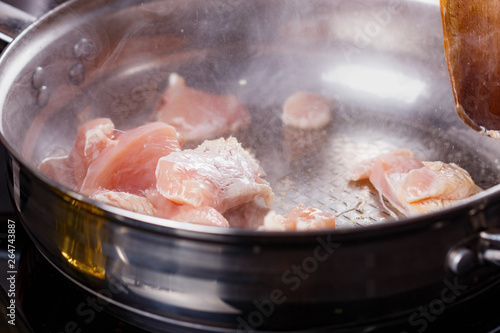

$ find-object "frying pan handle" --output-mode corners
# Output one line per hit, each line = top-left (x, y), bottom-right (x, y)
(447, 230), (500, 275)
(0, 2), (36, 44)
(478, 231), (500, 268)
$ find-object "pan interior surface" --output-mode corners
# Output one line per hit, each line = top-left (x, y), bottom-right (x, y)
(1, 0), (500, 231)
(19, 50), (500, 230)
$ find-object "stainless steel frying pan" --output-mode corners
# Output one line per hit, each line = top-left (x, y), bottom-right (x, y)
(2, 0), (500, 331)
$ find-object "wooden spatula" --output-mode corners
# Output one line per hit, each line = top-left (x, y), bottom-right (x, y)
(441, 0), (500, 138)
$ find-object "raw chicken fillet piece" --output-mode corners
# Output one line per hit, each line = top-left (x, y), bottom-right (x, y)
(282, 91), (333, 129)
(146, 189), (229, 227)
(223, 201), (271, 229)
(81, 122), (182, 195)
(156, 137), (274, 213)
(260, 205), (336, 231)
(70, 118), (116, 188)
(91, 190), (156, 216)
(38, 118), (116, 190)
(351, 149), (483, 216)
(156, 73), (251, 141)
(91, 190), (230, 228)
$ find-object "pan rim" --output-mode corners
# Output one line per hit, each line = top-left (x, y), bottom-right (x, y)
(1, 0), (499, 242)
(12, 151), (500, 243)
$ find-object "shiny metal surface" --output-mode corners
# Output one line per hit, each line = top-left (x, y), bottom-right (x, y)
(479, 230), (500, 268)
(447, 247), (478, 275)
(0, 2), (35, 43)
(1, 0), (500, 331)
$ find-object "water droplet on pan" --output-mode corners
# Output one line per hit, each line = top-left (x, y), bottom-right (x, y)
(31, 67), (45, 89)
(37, 86), (50, 108)
(69, 63), (86, 85)
(73, 38), (97, 60)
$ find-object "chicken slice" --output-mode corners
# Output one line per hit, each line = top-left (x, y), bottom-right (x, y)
(69, 118), (117, 188)
(90, 189), (229, 227)
(400, 161), (482, 213)
(223, 200), (271, 229)
(81, 122), (182, 195)
(173, 206), (230, 228)
(282, 92), (333, 129)
(145, 189), (229, 227)
(156, 73), (251, 142)
(350, 149), (417, 182)
(350, 149), (482, 216)
(156, 137), (274, 213)
(91, 190), (157, 216)
(260, 205), (336, 231)
(38, 118), (116, 190)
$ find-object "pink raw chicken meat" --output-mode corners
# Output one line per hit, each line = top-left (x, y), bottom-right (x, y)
(69, 118), (116, 188)
(156, 137), (274, 213)
(350, 149), (483, 216)
(146, 189), (229, 227)
(282, 91), (333, 129)
(260, 205), (336, 231)
(38, 118), (116, 190)
(91, 190), (156, 216)
(80, 121), (182, 195)
(223, 200), (271, 229)
(91, 190), (229, 228)
(156, 73), (251, 141)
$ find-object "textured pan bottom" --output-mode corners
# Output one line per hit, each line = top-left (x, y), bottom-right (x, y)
(236, 104), (500, 228)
